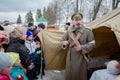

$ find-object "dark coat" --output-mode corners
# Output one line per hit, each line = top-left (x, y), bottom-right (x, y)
(34, 35), (45, 75)
(6, 37), (32, 69)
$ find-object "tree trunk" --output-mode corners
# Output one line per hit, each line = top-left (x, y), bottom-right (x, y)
(76, 0), (79, 12)
(112, 0), (120, 9)
(92, 0), (103, 20)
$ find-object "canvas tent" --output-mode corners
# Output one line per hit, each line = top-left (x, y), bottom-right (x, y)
(38, 30), (68, 70)
(38, 7), (120, 70)
(86, 7), (120, 69)
(86, 7), (120, 57)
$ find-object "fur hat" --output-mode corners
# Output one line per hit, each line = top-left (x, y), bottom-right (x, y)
(107, 60), (120, 74)
(26, 30), (33, 38)
(7, 52), (19, 66)
(0, 52), (12, 71)
(38, 23), (45, 29)
(71, 12), (83, 20)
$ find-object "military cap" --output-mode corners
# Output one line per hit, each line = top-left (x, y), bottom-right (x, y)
(71, 12), (83, 20)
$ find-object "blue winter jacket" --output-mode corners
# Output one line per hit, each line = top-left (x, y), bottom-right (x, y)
(10, 66), (28, 80)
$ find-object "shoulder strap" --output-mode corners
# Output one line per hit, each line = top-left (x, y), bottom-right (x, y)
(68, 31), (81, 47)
(68, 30), (89, 63)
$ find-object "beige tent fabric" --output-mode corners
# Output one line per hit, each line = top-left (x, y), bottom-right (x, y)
(84, 8), (120, 69)
(86, 7), (120, 45)
(38, 30), (68, 70)
(36, 8), (120, 70)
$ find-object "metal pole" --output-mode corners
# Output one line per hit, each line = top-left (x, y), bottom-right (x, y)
(40, 46), (43, 80)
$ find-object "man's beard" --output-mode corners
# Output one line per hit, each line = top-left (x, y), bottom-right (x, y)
(76, 23), (80, 26)
(74, 23), (81, 28)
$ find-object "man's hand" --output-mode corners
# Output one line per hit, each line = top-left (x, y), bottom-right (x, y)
(63, 41), (69, 46)
(74, 44), (82, 52)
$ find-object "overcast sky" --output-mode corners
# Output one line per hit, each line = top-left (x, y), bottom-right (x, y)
(0, 0), (52, 23)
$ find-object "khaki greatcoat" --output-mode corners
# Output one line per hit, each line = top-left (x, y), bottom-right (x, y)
(61, 25), (95, 80)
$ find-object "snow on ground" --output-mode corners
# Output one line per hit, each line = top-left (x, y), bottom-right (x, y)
(37, 70), (65, 80)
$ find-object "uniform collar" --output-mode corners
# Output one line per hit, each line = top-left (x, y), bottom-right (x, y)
(68, 25), (85, 33)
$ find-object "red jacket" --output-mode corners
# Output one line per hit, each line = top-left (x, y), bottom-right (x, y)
(0, 74), (12, 80)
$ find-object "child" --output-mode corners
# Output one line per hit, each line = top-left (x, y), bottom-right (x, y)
(25, 30), (37, 63)
(35, 40), (45, 76)
(25, 30), (38, 79)
(0, 52), (12, 80)
(7, 52), (28, 80)
(34, 23), (46, 77)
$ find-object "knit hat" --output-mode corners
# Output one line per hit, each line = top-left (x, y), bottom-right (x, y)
(107, 60), (120, 74)
(7, 52), (19, 66)
(35, 40), (40, 45)
(26, 30), (33, 38)
(28, 23), (34, 27)
(38, 23), (45, 29)
(0, 52), (12, 71)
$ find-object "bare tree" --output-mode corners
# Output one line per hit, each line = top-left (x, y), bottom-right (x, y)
(92, 0), (103, 20)
(44, 7), (56, 25)
(76, 0), (79, 12)
(112, 0), (120, 9)
(48, 0), (114, 24)
(60, 0), (75, 22)
(49, 0), (63, 25)
(79, 0), (83, 12)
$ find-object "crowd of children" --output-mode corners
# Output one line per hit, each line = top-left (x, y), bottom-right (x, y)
(0, 21), (46, 80)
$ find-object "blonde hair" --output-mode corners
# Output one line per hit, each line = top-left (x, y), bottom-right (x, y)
(11, 27), (24, 38)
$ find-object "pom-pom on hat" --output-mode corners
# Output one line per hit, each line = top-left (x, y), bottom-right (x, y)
(38, 23), (45, 29)
(7, 52), (19, 66)
(0, 52), (12, 71)
(26, 30), (33, 38)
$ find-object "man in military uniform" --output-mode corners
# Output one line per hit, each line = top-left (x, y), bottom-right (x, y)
(61, 12), (95, 80)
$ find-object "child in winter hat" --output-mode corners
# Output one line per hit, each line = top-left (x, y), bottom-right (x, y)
(0, 52), (12, 72)
(37, 23), (45, 32)
(26, 30), (33, 38)
(7, 52), (29, 80)
(0, 52), (13, 80)
(28, 23), (34, 27)
(7, 52), (19, 66)
(38, 23), (45, 29)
